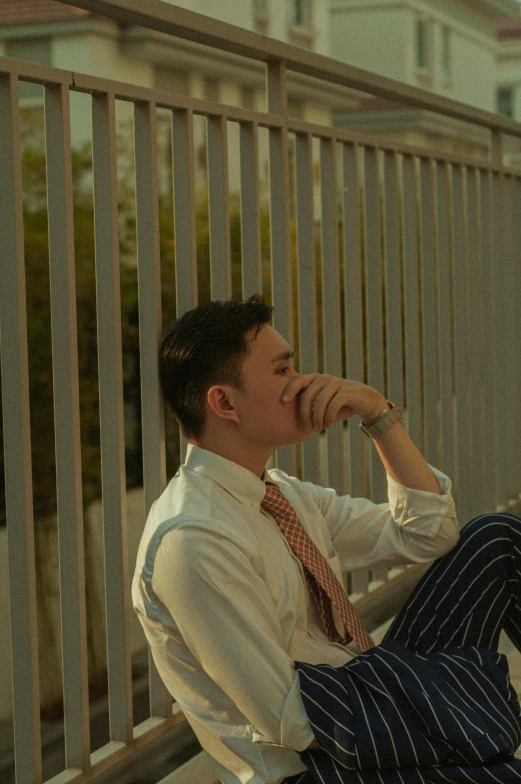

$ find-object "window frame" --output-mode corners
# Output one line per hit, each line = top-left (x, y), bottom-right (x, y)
(497, 87), (514, 119)
(415, 16), (430, 71)
(287, 0), (312, 31)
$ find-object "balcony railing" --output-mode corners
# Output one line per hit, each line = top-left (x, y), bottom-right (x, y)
(1, 0), (521, 782)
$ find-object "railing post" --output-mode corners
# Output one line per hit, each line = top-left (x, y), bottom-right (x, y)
(0, 69), (43, 784)
(295, 131), (321, 486)
(266, 59), (296, 477)
(320, 137), (345, 494)
(207, 114), (232, 301)
(45, 79), (91, 772)
(91, 89), (134, 744)
(171, 106), (198, 466)
(134, 99), (172, 721)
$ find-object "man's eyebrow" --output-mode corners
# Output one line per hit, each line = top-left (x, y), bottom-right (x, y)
(270, 350), (294, 364)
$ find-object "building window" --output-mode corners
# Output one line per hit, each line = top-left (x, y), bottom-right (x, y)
(287, 0), (312, 30)
(442, 26), (451, 84)
(498, 88), (514, 119)
(415, 18), (430, 69)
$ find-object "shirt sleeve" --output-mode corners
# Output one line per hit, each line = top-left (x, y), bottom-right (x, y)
(152, 524), (315, 751)
(301, 463), (460, 572)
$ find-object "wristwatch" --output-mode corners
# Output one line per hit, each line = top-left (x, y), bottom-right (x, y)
(359, 400), (402, 439)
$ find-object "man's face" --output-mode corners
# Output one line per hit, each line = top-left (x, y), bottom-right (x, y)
(232, 323), (311, 446)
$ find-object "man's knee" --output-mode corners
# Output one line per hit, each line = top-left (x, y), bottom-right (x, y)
(460, 512), (521, 540)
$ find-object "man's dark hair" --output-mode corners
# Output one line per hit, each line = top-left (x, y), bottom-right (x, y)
(159, 294), (274, 441)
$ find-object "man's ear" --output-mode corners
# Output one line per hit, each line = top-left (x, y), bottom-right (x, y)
(206, 385), (240, 423)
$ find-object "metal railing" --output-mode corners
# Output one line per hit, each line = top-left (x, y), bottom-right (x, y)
(1, 0), (521, 782)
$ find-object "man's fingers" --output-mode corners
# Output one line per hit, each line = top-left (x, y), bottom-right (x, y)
(308, 379), (344, 430)
(282, 372), (318, 401)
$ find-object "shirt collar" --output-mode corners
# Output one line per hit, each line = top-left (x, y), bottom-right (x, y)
(184, 443), (273, 511)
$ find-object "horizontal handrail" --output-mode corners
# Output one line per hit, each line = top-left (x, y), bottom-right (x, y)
(2, 55), (521, 180)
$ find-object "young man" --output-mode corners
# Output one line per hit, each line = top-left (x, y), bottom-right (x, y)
(132, 294), (521, 783)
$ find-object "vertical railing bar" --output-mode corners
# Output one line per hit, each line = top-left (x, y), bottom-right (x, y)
(342, 143), (365, 499)
(401, 155), (423, 454)
(44, 81), (91, 772)
(320, 137), (345, 496)
(480, 168), (499, 512)
(451, 164), (470, 523)
(503, 175), (518, 503)
(366, 149), (388, 590)
(419, 158), (439, 467)
(295, 131), (320, 485)
(363, 146), (386, 504)
(133, 99), (171, 720)
(91, 89), (133, 743)
(207, 113), (232, 301)
(435, 161), (455, 485)
(239, 120), (263, 299)
(266, 59), (295, 477)
(513, 175), (521, 505)
(0, 70), (43, 784)
(491, 170), (508, 509)
(382, 150), (404, 413)
(342, 141), (369, 597)
(466, 167), (485, 517)
(171, 107), (198, 465)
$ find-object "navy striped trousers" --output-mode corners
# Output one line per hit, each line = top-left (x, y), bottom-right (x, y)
(283, 512), (521, 783)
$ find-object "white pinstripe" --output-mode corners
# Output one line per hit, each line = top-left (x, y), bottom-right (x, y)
(444, 653), (520, 736)
(346, 661), (441, 765)
(389, 516), (520, 643)
(408, 544), (512, 650)
(432, 657), (511, 740)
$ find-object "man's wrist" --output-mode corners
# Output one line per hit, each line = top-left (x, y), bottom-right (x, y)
(362, 396), (389, 426)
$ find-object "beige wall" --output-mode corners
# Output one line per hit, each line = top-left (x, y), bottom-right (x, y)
(330, 0), (508, 115)
(446, 25), (496, 110)
(330, 7), (409, 82)
(162, 0), (255, 30)
(142, 0), (330, 55)
(53, 29), (154, 86)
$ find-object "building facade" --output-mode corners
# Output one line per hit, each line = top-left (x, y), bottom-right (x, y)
(329, 0), (520, 159)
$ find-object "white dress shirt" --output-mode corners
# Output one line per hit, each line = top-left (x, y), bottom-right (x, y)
(131, 443), (460, 784)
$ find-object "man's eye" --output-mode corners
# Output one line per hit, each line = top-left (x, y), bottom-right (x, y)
(278, 366), (290, 374)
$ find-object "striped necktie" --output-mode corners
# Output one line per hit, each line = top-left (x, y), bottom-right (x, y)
(261, 481), (374, 652)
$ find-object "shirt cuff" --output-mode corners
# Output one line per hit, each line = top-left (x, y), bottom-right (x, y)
(251, 670), (315, 751)
(387, 463), (458, 535)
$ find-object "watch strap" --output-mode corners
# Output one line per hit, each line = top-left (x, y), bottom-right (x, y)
(359, 401), (402, 438)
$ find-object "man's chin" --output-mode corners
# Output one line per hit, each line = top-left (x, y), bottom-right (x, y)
(281, 428), (314, 446)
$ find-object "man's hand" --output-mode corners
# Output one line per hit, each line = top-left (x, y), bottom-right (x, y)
(307, 738), (320, 749)
(281, 373), (387, 433)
